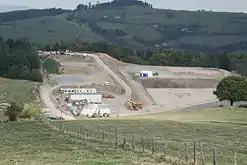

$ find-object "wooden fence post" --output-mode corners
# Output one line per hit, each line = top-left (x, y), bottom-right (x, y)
(86, 129), (89, 139)
(78, 127), (81, 138)
(122, 132), (126, 149)
(199, 143), (206, 165)
(132, 135), (135, 151)
(185, 142), (188, 162)
(212, 147), (216, 165)
(115, 128), (118, 148)
(62, 123), (65, 133)
(151, 137), (155, 154)
(76, 127), (79, 136)
(82, 128), (85, 139)
(102, 129), (105, 141)
(234, 150), (237, 165)
(142, 136), (145, 152)
(163, 141), (167, 155)
(193, 141), (196, 164)
(97, 125), (100, 141)
(58, 122), (61, 131)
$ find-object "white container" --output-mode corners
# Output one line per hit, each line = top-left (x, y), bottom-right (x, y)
(140, 71), (153, 78)
(70, 94), (102, 104)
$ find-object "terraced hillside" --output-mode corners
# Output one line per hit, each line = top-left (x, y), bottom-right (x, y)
(1, 0), (247, 51)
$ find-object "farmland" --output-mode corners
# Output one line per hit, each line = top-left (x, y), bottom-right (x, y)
(63, 107), (247, 165)
(1, 108), (246, 164)
(0, 121), (172, 165)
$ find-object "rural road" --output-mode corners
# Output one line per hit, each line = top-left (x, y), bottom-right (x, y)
(39, 82), (76, 120)
(97, 53), (155, 106)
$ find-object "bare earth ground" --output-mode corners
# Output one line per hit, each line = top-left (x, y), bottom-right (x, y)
(49, 55), (128, 116)
(147, 88), (216, 109)
(94, 53), (229, 115)
(45, 53), (231, 117)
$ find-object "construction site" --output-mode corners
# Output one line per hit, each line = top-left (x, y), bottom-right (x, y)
(39, 51), (231, 120)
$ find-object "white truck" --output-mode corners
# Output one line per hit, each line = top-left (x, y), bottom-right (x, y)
(81, 104), (111, 118)
(98, 108), (111, 117)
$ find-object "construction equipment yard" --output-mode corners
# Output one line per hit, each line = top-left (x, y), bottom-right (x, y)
(39, 51), (231, 120)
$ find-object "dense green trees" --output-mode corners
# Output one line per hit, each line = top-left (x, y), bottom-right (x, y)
(40, 40), (247, 75)
(0, 38), (42, 81)
(4, 102), (24, 121)
(213, 76), (247, 106)
(4, 102), (41, 121)
(0, 8), (70, 23)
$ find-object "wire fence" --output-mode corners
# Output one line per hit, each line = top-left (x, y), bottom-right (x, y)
(42, 118), (242, 165)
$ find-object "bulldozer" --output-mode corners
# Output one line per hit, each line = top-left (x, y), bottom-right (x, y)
(124, 99), (143, 111)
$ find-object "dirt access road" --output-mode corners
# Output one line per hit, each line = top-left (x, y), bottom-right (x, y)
(95, 53), (155, 106)
(39, 79), (76, 120)
(39, 52), (134, 120)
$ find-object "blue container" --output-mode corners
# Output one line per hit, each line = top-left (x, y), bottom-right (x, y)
(143, 73), (148, 77)
(140, 73), (148, 78)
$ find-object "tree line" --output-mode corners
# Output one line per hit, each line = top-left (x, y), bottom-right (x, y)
(0, 37), (42, 81)
(40, 40), (247, 76)
(0, 8), (70, 23)
(76, 0), (152, 11)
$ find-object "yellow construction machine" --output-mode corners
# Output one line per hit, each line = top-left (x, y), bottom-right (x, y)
(124, 99), (143, 111)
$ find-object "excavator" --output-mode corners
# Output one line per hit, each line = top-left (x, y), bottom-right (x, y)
(124, 99), (143, 111)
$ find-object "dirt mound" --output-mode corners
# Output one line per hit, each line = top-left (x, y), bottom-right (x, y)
(141, 78), (219, 88)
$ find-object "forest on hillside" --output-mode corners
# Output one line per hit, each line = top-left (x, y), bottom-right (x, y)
(0, 37), (42, 81)
(41, 40), (247, 76)
(1, 0), (247, 52)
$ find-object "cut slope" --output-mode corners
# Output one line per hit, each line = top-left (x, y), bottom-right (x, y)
(0, 16), (105, 44)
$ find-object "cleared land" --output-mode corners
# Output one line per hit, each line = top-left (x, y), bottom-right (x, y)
(0, 121), (172, 165)
(46, 53), (230, 116)
(65, 108), (247, 165)
(96, 53), (227, 108)
(147, 88), (216, 109)
(49, 55), (128, 116)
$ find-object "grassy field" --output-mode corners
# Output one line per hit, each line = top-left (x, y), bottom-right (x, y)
(64, 108), (247, 165)
(0, 78), (39, 120)
(1, 106), (247, 164)
(0, 121), (173, 165)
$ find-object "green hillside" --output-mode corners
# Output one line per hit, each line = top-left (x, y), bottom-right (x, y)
(1, 0), (247, 51)
(0, 16), (104, 44)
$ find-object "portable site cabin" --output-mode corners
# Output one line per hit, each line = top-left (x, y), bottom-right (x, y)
(139, 71), (153, 78)
(60, 88), (96, 94)
(70, 94), (102, 104)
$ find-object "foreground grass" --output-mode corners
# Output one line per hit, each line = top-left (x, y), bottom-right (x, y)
(0, 78), (39, 120)
(125, 107), (247, 124)
(0, 121), (172, 165)
(66, 108), (247, 165)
